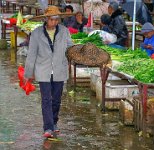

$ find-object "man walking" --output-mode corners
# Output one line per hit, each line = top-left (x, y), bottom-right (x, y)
(24, 6), (73, 138)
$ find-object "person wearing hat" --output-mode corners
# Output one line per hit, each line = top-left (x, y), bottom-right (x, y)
(24, 6), (73, 138)
(141, 22), (154, 57)
(105, 1), (128, 47)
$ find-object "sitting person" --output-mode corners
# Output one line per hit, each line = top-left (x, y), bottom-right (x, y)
(71, 12), (88, 32)
(100, 14), (111, 32)
(106, 2), (128, 47)
(141, 22), (154, 57)
(63, 5), (75, 27)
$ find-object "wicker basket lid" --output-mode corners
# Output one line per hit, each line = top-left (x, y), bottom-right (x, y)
(67, 43), (111, 67)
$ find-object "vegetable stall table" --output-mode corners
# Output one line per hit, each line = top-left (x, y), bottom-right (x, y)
(68, 61), (100, 89)
(24, 5), (42, 15)
(70, 32), (154, 134)
(101, 66), (154, 132)
(13, 20), (43, 51)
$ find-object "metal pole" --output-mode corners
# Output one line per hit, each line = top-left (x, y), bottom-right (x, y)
(132, 0), (136, 50)
(91, 0), (93, 29)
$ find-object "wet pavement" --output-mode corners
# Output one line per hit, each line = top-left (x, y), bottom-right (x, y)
(0, 49), (154, 150)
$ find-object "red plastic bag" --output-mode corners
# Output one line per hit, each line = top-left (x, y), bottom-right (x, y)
(18, 66), (36, 95)
(68, 27), (78, 34)
(151, 54), (154, 59)
(6, 18), (27, 27)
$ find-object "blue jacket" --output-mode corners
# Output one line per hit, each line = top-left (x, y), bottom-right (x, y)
(141, 35), (154, 56)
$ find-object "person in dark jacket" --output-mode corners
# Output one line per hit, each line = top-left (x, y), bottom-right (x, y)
(100, 14), (111, 32)
(137, 3), (153, 25)
(107, 1), (128, 47)
(63, 5), (75, 27)
(72, 12), (88, 32)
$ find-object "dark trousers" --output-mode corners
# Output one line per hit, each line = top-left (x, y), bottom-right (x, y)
(39, 77), (64, 131)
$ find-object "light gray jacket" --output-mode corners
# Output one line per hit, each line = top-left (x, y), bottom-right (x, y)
(24, 24), (73, 82)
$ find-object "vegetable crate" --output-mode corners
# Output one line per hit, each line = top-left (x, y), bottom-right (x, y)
(119, 99), (134, 125)
(90, 71), (121, 92)
(133, 97), (154, 136)
(105, 80), (139, 99)
(96, 79), (139, 109)
(133, 97), (143, 131)
(146, 98), (154, 136)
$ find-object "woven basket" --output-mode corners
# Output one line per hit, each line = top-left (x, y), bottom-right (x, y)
(67, 43), (111, 67)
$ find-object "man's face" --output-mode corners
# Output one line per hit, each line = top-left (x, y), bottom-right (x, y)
(47, 17), (59, 29)
(144, 31), (154, 38)
(76, 13), (83, 21)
(108, 6), (113, 15)
(66, 8), (72, 14)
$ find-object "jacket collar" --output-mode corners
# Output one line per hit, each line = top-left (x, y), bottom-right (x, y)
(40, 22), (59, 52)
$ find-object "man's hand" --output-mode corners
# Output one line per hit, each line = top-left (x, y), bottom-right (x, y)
(144, 44), (153, 50)
(24, 76), (35, 83)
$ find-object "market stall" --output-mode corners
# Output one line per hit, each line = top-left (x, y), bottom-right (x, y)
(70, 32), (154, 133)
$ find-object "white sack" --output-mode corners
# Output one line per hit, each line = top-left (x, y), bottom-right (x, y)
(88, 30), (117, 44)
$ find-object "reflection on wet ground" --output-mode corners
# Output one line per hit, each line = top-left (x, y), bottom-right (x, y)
(0, 49), (153, 150)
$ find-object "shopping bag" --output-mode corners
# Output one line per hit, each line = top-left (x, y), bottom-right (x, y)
(88, 30), (117, 44)
(18, 66), (36, 95)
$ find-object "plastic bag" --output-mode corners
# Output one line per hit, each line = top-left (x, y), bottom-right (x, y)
(18, 66), (36, 95)
(151, 54), (154, 59)
(88, 30), (117, 44)
(68, 27), (78, 34)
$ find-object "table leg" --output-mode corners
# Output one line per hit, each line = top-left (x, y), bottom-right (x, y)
(101, 67), (109, 112)
(6, 2), (10, 13)
(28, 7), (32, 15)
(74, 64), (76, 91)
(138, 83), (148, 135)
(14, 26), (18, 52)
(68, 60), (71, 77)
(12, 3), (16, 13)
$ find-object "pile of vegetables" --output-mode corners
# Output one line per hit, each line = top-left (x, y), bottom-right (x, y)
(19, 21), (43, 32)
(71, 32), (154, 83)
(99, 46), (149, 61)
(71, 32), (103, 46)
(117, 59), (154, 83)
(71, 32), (88, 39)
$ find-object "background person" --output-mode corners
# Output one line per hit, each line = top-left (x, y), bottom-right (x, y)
(100, 14), (111, 32)
(144, 0), (153, 12)
(106, 1), (128, 47)
(71, 11), (88, 32)
(24, 6), (73, 138)
(141, 22), (154, 57)
(63, 5), (75, 27)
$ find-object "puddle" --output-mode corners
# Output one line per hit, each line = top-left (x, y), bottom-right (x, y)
(0, 49), (153, 150)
